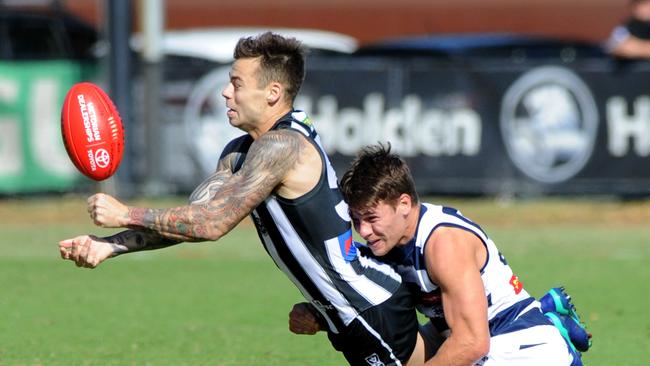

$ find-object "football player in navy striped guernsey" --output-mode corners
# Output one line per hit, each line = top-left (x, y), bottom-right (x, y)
(291, 144), (588, 366)
(59, 33), (429, 365)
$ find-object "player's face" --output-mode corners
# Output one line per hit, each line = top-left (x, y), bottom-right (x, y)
(634, 0), (650, 20)
(351, 200), (410, 257)
(222, 58), (268, 131)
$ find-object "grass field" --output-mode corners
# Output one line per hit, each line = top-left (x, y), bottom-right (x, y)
(1, 195), (649, 365)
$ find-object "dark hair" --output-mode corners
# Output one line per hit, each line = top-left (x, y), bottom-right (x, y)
(233, 32), (306, 103)
(339, 143), (419, 211)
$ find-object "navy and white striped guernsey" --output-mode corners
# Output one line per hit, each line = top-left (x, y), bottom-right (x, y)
(358, 203), (540, 337)
(221, 110), (402, 334)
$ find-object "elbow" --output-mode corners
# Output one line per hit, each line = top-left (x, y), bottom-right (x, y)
(191, 221), (230, 242)
(478, 338), (490, 359)
(183, 228), (224, 242)
(204, 226), (230, 242)
(468, 336), (490, 362)
(204, 220), (242, 241)
(200, 231), (223, 242)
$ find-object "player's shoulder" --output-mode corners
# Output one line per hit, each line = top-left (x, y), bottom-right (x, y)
(251, 128), (314, 159)
(427, 222), (480, 255)
(222, 134), (254, 155)
(428, 226), (460, 245)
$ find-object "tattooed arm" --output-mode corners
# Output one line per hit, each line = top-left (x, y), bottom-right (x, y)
(59, 150), (237, 265)
(91, 129), (305, 242)
(59, 144), (257, 267)
(102, 167), (235, 255)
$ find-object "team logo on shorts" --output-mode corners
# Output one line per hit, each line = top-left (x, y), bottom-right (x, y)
(500, 66), (599, 183)
(364, 353), (385, 366)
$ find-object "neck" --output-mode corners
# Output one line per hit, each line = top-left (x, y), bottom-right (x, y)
(249, 106), (293, 140)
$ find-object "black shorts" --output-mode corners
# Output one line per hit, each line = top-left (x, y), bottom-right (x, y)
(327, 282), (419, 366)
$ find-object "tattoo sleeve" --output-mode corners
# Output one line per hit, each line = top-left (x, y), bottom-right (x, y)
(124, 130), (304, 242)
(105, 229), (180, 256)
(104, 156), (237, 255)
(188, 168), (232, 205)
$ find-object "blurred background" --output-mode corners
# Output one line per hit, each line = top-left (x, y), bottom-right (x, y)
(1, 0), (649, 198)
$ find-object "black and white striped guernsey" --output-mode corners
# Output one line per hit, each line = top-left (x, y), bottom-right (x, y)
(221, 110), (402, 333)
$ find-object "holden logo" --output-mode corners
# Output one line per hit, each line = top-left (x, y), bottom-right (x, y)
(500, 66), (598, 183)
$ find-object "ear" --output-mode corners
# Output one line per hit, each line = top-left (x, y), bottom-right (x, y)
(266, 82), (282, 104)
(396, 193), (412, 216)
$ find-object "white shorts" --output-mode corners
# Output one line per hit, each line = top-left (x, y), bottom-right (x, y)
(477, 322), (575, 366)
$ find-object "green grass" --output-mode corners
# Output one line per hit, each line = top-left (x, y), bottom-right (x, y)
(1, 196), (649, 365)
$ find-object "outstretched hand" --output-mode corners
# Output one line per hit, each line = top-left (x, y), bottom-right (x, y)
(87, 193), (129, 228)
(59, 235), (114, 268)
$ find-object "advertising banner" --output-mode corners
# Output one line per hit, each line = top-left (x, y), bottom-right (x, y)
(178, 54), (650, 196)
(0, 61), (86, 194)
(300, 57), (650, 196)
(8, 37), (641, 197)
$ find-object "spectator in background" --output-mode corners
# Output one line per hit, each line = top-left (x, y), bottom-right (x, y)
(607, 0), (650, 58)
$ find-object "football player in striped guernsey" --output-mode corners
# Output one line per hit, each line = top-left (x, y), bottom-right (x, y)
(59, 33), (430, 366)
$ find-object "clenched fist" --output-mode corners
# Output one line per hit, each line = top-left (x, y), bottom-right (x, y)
(289, 302), (323, 335)
(87, 193), (129, 228)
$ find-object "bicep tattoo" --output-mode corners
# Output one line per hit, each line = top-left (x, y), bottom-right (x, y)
(189, 150), (243, 205)
(188, 169), (232, 205)
(233, 130), (305, 202)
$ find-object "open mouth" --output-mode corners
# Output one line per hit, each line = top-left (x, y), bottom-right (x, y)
(367, 240), (380, 247)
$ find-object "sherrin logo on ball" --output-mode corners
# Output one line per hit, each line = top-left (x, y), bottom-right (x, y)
(61, 82), (124, 181)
